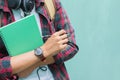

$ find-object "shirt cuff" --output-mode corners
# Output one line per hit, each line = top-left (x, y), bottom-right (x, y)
(0, 56), (12, 78)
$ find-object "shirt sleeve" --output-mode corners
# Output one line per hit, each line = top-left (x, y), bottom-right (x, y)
(0, 0), (13, 79)
(0, 55), (12, 79)
(53, 0), (79, 65)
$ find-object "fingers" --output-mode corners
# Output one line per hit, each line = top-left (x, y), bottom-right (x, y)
(60, 33), (68, 40)
(56, 29), (68, 40)
(58, 38), (68, 50)
(60, 44), (68, 50)
(55, 29), (66, 36)
(42, 30), (69, 57)
(55, 33), (68, 44)
(59, 38), (68, 45)
(52, 29), (68, 41)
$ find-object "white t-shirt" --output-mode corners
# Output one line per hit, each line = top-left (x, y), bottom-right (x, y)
(12, 6), (54, 80)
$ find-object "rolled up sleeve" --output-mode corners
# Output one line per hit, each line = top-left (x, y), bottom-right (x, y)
(0, 56), (12, 79)
(53, 0), (79, 65)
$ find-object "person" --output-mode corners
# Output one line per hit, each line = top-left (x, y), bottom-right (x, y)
(0, 0), (79, 80)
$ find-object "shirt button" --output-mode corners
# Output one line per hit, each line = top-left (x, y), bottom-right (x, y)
(40, 2), (45, 6)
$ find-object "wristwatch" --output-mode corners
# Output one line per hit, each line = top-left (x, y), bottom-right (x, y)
(34, 48), (46, 61)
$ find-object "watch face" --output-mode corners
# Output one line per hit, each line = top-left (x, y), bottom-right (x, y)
(34, 48), (46, 61)
(35, 48), (42, 55)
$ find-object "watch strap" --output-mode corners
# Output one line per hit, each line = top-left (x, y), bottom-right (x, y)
(39, 53), (46, 61)
(34, 48), (46, 61)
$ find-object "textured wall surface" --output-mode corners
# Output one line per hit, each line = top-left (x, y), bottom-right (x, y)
(61, 0), (120, 80)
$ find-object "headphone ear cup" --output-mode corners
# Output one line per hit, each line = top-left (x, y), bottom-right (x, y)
(8, 0), (22, 9)
(21, 0), (35, 13)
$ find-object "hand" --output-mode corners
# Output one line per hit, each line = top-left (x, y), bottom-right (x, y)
(17, 30), (68, 77)
(41, 29), (68, 57)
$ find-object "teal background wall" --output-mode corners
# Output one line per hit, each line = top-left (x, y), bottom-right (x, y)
(61, 0), (120, 80)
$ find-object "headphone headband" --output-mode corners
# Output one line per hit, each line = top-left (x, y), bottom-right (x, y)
(8, 0), (35, 13)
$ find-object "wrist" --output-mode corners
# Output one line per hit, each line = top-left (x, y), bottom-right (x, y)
(34, 47), (46, 61)
(40, 46), (48, 58)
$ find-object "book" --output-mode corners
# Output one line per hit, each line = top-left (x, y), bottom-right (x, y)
(0, 14), (43, 56)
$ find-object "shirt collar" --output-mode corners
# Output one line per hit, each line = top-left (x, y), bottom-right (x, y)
(0, 0), (10, 12)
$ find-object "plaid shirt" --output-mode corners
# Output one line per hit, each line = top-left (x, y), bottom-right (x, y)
(0, 0), (79, 80)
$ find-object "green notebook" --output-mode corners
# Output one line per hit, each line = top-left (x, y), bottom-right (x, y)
(0, 14), (43, 56)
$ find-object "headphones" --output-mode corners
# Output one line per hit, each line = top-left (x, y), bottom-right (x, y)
(8, 0), (35, 13)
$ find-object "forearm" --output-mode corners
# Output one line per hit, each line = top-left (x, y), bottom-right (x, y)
(11, 50), (41, 74)
(0, 50), (41, 78)
(0, 28), (68, 79)
(18, 45), (78, 78)
(18, 56), (55, 78)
